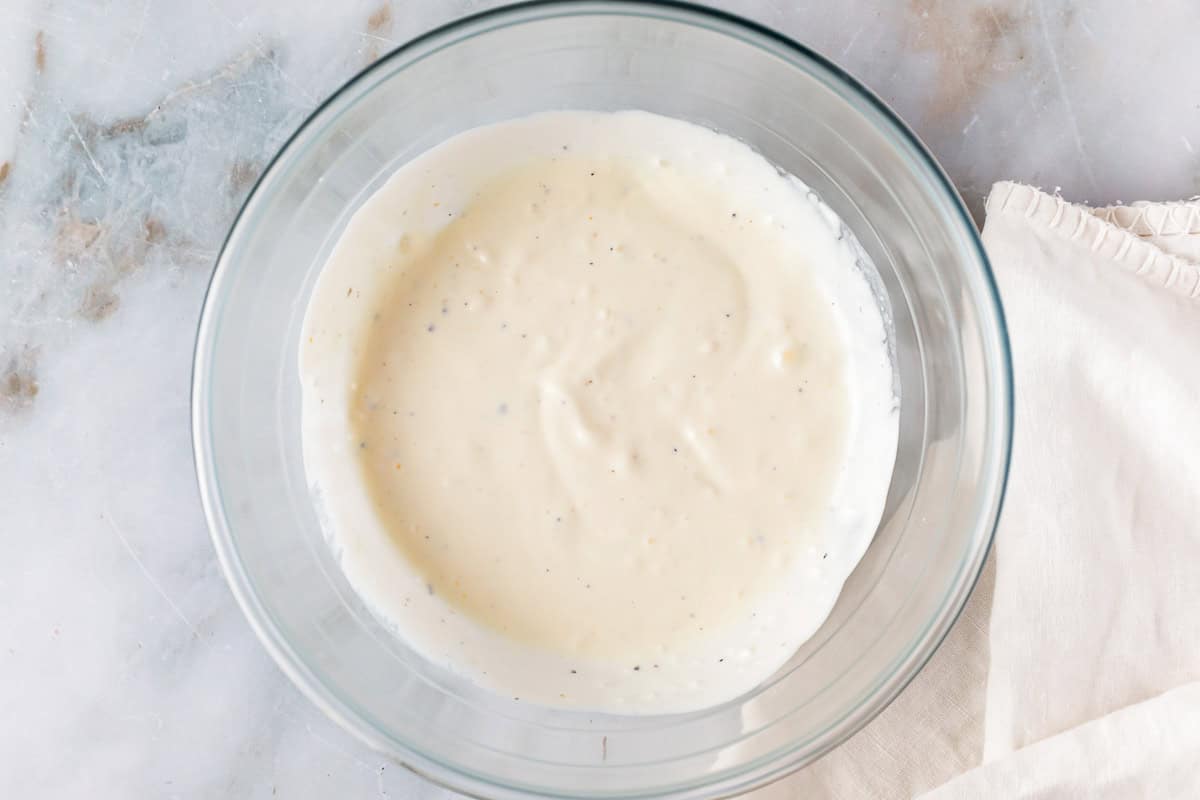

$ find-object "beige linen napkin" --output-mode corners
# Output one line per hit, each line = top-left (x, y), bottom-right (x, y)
(754, 183), (1200, 798)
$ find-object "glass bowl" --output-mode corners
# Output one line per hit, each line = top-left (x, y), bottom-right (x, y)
(192, 2), (1012, 798)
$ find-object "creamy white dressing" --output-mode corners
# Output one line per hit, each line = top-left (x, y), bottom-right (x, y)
(300, 111), (898, 713)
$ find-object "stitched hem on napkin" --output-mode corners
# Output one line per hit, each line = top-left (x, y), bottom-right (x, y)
(985, 182), (1200, 300)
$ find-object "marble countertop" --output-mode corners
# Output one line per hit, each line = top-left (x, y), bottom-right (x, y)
(1, 1), (1196, 797)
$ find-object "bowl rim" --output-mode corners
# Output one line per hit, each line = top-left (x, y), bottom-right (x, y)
(192, 2), (1014, 798)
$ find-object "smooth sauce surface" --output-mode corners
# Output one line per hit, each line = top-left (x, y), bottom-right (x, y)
(301, 111), (898, 713)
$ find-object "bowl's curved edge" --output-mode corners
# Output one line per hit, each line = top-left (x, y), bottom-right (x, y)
(191, 2), (1015, 798)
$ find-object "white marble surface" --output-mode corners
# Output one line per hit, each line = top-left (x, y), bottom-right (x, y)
(1, 1), (1197, 797)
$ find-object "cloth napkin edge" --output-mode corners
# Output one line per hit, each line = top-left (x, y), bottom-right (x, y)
(984, 181), (1200, 300)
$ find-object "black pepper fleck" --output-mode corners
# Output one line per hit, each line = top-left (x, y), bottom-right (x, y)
(426, 323), (436, 332)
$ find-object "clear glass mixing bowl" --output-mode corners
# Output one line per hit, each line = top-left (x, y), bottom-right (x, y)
(192, 3), (1012, 797)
